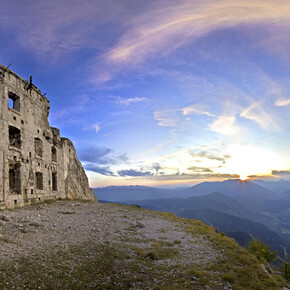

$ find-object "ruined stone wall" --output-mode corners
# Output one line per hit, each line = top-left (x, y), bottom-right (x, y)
(0, 64), (96, 209)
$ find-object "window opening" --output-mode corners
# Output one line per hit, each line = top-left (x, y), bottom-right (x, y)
(52, 172), (57, 191)
(9, 163), (21, 194)
(34, 138), (43, 157)
(51, 146), (57, 162)
(9, 126), (21, 149)
(35, 172), (43, 190)
(8, 92), (20, 111)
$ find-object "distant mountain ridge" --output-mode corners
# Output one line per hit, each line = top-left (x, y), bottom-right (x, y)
(126, 192), (280, 233)
(252, 179), (290, 195)
(178, 179), (275, 199)
(176, 179), (285, 212)
(94, 179), (277, 202)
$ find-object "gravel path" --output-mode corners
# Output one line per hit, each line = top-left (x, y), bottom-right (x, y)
(0, 200), (219, 265)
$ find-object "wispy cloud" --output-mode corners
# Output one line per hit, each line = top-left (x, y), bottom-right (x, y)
(153, 110), (179, 127)
(152, 163), (163, 174)
(182, 105), (215, 117)
(240, 102), (279, 130)
(275, 98), (290, 107)
(190, 149), (231, 164)
(187, 166), (213, 173)
(1, 0), (126, 60)
(114, 96), (147, 106)
(94, 124), (100, 133)
(84, 163), (114, 176)
(78, 146), (127, 165)
(104, 0), (290, 69)
(271, 170), (290, 179)
(209, 115), (240, 136)
(117, 169), (153, 177)
(149, 173), (240, 181)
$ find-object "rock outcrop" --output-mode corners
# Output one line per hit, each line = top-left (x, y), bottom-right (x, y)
(0, 64), (96, 209)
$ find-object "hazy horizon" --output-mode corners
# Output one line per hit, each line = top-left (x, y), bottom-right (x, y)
(93, 177), (289, 189)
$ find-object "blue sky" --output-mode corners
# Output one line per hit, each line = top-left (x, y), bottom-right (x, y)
(1, 0), (290, 187)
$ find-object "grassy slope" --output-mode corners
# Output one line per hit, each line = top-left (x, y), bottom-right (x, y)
(0, 203), (288, 289)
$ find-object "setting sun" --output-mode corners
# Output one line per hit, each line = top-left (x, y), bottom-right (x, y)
(223, 145), (287, 181)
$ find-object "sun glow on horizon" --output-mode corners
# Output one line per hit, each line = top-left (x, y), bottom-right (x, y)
(239, 174), (249, 181)
(224, 145), (287, 181)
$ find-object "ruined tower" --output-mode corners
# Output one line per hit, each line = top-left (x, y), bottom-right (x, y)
(0, 64), (96, 209)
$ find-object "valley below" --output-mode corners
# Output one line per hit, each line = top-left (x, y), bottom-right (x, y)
(96, 179), (290, 260)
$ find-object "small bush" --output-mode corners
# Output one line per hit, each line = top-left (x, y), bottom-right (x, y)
(247, 238), (277, 263)
(282, 260), (290, 281)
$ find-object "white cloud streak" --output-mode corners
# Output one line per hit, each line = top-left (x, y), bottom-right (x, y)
(275, 98), (290, 107)
(153, 110), (179, 127)
(1, 0), (126, 59)
(105, 0), (290, 68)
(94, 124), (100, 133)
(209, 115), (240, 136)
(114, 96), (147, 106)
(240, 102), (279, 130)
(182, 105), (215, 117)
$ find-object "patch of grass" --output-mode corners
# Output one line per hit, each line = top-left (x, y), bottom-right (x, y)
(125, 237), (155, 244)
(126, 225), (137, 232)
(130, 245), (179, 260)
(145, 248), (178, 260)
(174, 240), (182, 245)
(151, 241), (174, 248)
(222, 272), (237, 283)
(282, 260), (290, 281)
(44, 199), (57, 204)
(204, 231), (286, 289)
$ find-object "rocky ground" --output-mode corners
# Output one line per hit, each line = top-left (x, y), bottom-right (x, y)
(0, 200), (289, 289)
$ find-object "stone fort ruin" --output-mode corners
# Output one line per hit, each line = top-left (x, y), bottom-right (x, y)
(0, 64), (95, 209)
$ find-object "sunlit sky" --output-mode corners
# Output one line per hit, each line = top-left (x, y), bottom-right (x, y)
(1, 0), (290, 187)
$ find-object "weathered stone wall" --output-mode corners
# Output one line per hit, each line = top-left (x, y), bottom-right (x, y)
(62, 138), (95, 200)
(0, 64), (96, 209)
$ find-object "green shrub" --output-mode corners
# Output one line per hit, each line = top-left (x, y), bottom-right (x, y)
(282, 260), (290, 281)
(247, 238), (277, 263)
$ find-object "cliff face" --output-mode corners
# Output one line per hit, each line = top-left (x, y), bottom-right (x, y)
(0, 64), (96, 209)
(62, 138), (96, 201)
